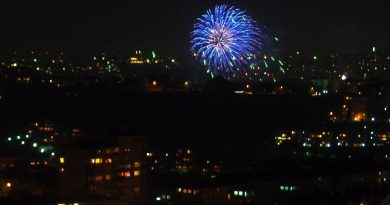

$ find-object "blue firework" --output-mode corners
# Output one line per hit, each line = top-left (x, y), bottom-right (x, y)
(191, 5), (263, 77)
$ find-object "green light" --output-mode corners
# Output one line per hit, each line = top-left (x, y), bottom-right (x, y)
(21, 141), (25, 145)
(278, 60), (284, 66)
(280, 67), (285, 74)
(280, 186), (284, 191)
(17, 136), (20, 140)
(33, 143), (37, 148)
(7, 137), (11, 142)
(210, 72), (215, 79)
(313, 56), (317, 60)
(152, 51), (156, 59)
(203, 59), (207, 66)
(40, 148), (45, 153)
(25, 135), (29, 139)
(271, 56), (275, 61)
(305, 151), (312, 157)
(264, 61), (268, 68)
(274, 37), (279, 42)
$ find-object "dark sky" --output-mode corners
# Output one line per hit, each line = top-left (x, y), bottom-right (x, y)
(0, 0), (389, 56)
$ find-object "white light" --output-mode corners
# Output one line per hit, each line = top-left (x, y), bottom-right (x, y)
(156, 197), (161, 201)
(33, 143), (37, 147)
(341, 74), (347, 81)
(21, 141), (25, 145)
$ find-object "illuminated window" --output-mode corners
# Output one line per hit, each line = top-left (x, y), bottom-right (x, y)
(134, 170), (141, 176)
(95, 176), (103, 182)
(60, 157), (65, 164)
(134, 162), (141, 168)
(105, 158), (112, 163)
(187, 150), (191, 154)
(91, 158), (103, 164)
(105, 175), (111, 180)
(119, 171), (131, 177)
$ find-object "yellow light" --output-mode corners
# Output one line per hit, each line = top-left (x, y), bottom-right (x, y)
(152, 81), (157, 86)
(134, 170), (141, 176)
(60, 157), (65, 164)
(354, 113), (363, 122)
(6, 182), (11, 188)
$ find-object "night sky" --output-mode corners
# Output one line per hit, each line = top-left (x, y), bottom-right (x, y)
(0, 0), (389, 56)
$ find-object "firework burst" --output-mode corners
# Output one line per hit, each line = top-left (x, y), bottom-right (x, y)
(191, 5), (264, 78)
